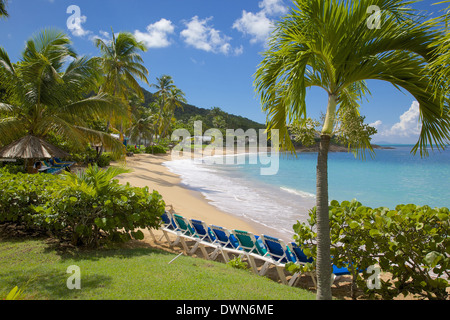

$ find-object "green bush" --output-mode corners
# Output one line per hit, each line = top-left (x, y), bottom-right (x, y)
(126, 145), (142, 154)
(96, 153), (111, 167)
(35, 165), (165, 246)
(0, 169), (59, 229)
(290, 200), (450, 300)
(145, 145), (167, 154)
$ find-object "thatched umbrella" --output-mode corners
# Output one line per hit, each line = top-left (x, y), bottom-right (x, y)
(0, 135), (70, 173)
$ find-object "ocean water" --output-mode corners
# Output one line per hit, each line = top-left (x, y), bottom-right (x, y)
(163, 145), (450, 241)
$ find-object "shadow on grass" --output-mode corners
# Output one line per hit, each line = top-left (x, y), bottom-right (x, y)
(42, 238), (175, 263)
(1, 268), (113, 299)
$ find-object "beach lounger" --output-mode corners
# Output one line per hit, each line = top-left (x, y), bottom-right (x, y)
(287, 242), (317, 287)
(154, 211), (186, 248)
(48, 158), (73, 170)
(209, 225), (247, 263)
(53, 157), (76, 167)
(189, 219), (228, 260)
(38, 160), (63, 174)
(260, 235), (297, 284)
(172, 214), (208, 256)
(231, 229), (273, 275)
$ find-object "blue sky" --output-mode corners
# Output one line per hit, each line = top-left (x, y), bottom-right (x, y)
(1, 0), (448, 144)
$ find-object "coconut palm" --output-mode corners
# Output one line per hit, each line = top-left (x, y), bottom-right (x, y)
(254, 0), (450, 300)
(127, 110), (157, 148)
(95, 29), (149, 133)
(152, 75), (175, 137)
(0, 29), (125, 170)
(158, 86), (186, 141)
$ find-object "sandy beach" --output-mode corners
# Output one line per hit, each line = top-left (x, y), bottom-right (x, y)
(115, 152), (259, 234)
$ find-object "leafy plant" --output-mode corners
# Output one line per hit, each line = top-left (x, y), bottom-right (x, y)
(0, 166), (165, 248)
(291, 200), (450, 300)
(4, 286), (23, 300)
(39, 164), (165, 246)
(145, 145), (167, 154)
(227, 256), (249, 271)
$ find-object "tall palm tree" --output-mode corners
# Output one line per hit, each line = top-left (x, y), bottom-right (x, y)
(158, 86), (186, 141)
(255, 0), (450, 300)
(95, 29), (149, 134)
(151, 75), (175, 138)
(0, 29), (125, 169)
(0, 0), (8, 18)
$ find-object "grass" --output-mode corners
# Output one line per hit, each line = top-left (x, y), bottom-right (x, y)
(0, 238), (316, 300)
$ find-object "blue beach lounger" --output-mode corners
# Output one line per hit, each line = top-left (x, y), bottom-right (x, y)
(260, 235), (297, 284)
(209, 225), (248, 263)
(152, 211), (182, 245)
(231, 229), (273, 275)
(190, 219), (230, 260)
(172, 214), (205, 254)
(287, 242), (355, 287)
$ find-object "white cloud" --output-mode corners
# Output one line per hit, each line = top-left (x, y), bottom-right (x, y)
(372, 101), (422, 143)
(181, 16), (242, 55)
(259, 0), (289, 15)
(134, 18), (175, 49)
(66, 5), (92, 38)
(233, 0), (287, 44)
(233, 11), (273, 44)
(384, 101), (422, 137)
(369, 120), (383, 129)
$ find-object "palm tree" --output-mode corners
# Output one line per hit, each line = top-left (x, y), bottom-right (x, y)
(0, 29), (125, 170)
(254, 0), (450, 300)
(0, 0), (8, 18)
(158, 86), (187, 141)
(95, 29), (149, 134)
(429, 1), (450, 102)
(151, 75), (175, 139)
(127, 110), (157, 148)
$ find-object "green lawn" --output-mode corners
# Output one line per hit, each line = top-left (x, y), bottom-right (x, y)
(0, 238), (315, 300)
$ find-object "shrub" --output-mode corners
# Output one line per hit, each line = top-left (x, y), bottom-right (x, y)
(126, 145), (142, 154)
(96, 153), (111, 167)
(227, 256), (249, 270)
(0, 166), (165, 248)
(290, 200), (450, 300)
(0, 169), (60, 229)
(35, 165), (165, 246)
(145, 145), (167, 154)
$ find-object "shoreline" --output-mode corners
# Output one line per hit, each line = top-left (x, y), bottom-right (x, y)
(115, 153), (261, 235)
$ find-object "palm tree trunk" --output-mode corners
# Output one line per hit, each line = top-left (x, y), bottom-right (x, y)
(315, 93), (337, 300)
(315, 134), (332, 300)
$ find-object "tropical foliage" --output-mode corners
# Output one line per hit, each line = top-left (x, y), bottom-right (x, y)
(0, 29), (125, 158)
(290, 199), (450, 300)
(95, 30), (149, 136)
(254, 0), (450, 299)
(0, 166), (165, 247)
(0, 0), (8, 18)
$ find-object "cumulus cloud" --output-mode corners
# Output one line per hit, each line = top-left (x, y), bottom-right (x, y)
(233, 0), (288, 44)
(66, 5), (92, 37)
(372, 101), (422, 143)
(181, 16), (242, 55)
(384, 101), (422, 137)
(369, 120), (383, 129)
(134, 18), (175, 49)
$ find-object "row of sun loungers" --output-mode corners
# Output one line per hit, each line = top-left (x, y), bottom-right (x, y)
(149, 211), (353, 287)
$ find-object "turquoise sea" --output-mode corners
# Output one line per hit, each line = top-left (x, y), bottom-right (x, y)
(164, 145), (450, 241)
